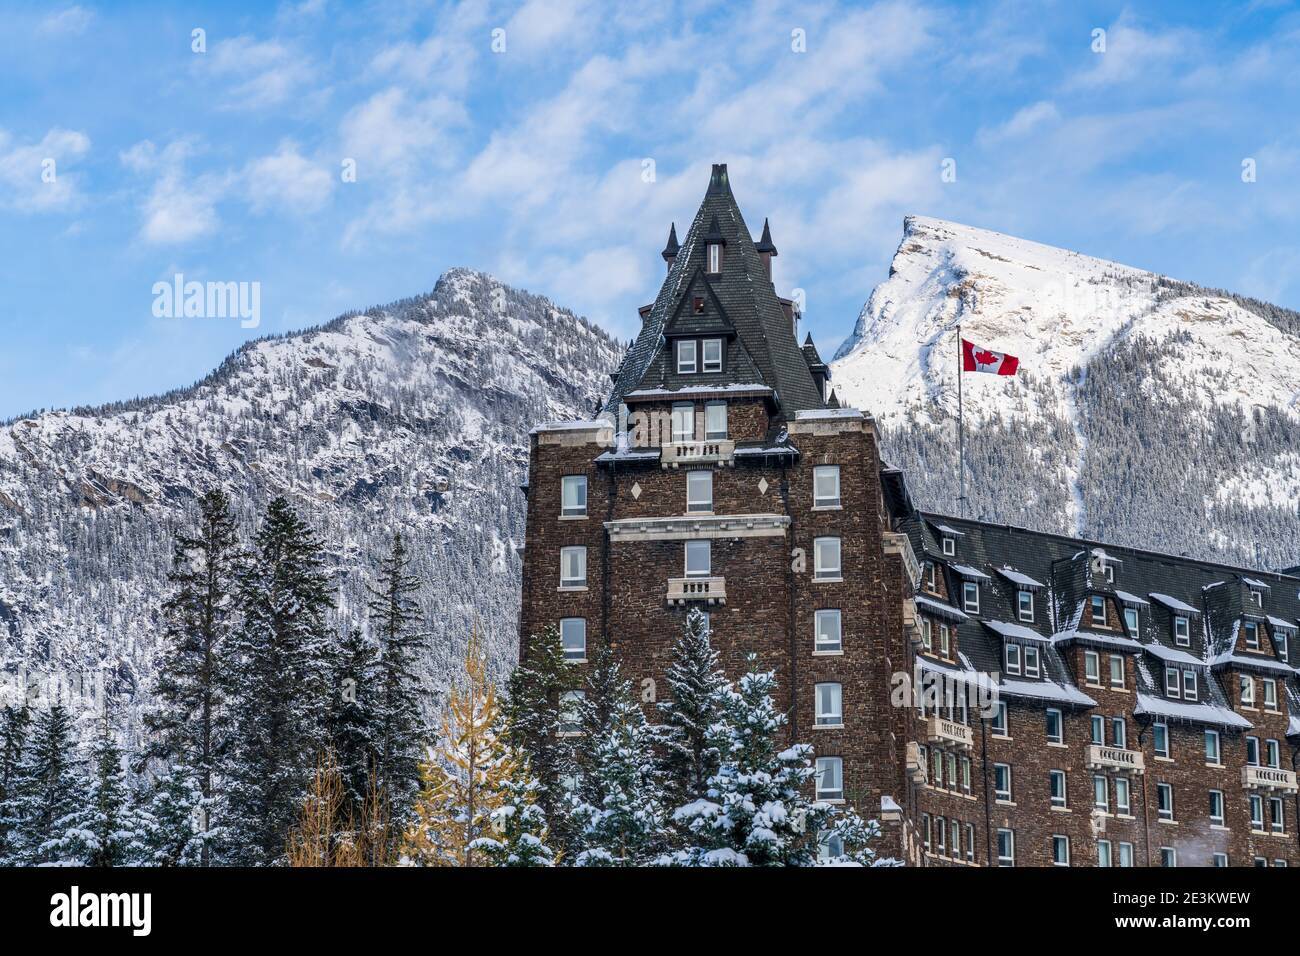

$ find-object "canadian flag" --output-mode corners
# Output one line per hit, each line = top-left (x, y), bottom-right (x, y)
(962, 338), (1020, 375)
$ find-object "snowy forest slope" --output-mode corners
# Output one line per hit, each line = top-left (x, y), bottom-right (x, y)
(833, 216), (1300, 568)
(0, 269), (622, 742)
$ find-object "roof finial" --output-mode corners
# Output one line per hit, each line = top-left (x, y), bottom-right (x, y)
(755, 218), (778, 256)
(661, 222), (680, 268)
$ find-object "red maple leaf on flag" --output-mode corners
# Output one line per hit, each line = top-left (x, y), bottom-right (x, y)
(974, 349), (998, 366)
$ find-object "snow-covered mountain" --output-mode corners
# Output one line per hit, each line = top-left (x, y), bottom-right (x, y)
(0, 269), (621, 739)
(834, 215), (1300, 568)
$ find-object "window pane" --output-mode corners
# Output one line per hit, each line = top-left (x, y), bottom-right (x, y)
(702, 338), (722, 372)
(684, 539), (710, 577)
(561, 475), (587, 515)
(560, 618), (586, 661)
(671, 403), (695, 441)
(816, 756), (843, 799)
(686, 470), (712, 513)
(677, 340), (696, 373)
(560, 546), (586, 585)
(815, 683), (842, 724)
(705, 402), (727, 439)
(815, 609), (842, 651)
(813, 466), (841, 506)
(814, 538), (841, 578)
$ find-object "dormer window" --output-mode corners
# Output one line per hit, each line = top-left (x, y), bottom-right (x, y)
(1244, 620), (1260, 650)
(962, 581), (980, 614)
(1005, 643), (1021, 676)
(676, 340), (697, 374)
(1091, 595), (1108, 628)
(1173, 615), (1190, 647)
(1277, 632), (1289, 662)
(1104, 563), (1114, 584)
(707, 242), (722, 274)
(1250, 588), (1263, 608)
(1165, 666), (1180, 698)
(1124, 606), (1139, 638)
(942, 536), (955, 557)
(1024, 645), (1040, 678)
(1017, 589), (1033, 622)
(692, 296), (705, 315)
(702, 338), (722, 372)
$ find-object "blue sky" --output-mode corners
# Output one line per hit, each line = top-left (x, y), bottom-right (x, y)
(2, 0), (1299, 418)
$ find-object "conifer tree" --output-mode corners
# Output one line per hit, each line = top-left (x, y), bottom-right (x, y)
(49, 710), (143, 867)
(224, 496), (335, 865)
(657, 609), (728, 812)
(144, 488), (240, 866)
(401, 629), (514, 867)
(474, 762), (554, 867)
(5, 705), (81, 866)
(0, 705), (31, 863)
(502, 625), (571, 840)
(137, 763), (206, 866)
(328, 627), (380, 813)
(366, 532), (427, 824)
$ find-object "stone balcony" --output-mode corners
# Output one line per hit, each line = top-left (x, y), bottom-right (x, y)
(1085, 744), (1145, 775)
(926, 715), (973, 750)
(883, 531), (922, 592)
(902, 597), (924, 649)
(1242, 765), (1299, 793)
(661, 439), (736, 468)
(667, 576), (727, 605)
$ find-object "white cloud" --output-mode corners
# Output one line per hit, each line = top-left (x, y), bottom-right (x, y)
(120, 139), (224, 244)
(244, 141), (334, 214)
(977, 101), (1060, 145)
(0, 127), (90, 212)
(38, 5), (94, 36)
(339, 87), (466, 178)
(207, 36), (316, 109)
(1067, 15), (1195, 90)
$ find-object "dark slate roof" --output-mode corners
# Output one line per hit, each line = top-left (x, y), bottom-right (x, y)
(903, 510), (1300, 730)
(755, 217), (777, 255)
(604, 164), (826, 418)
(661, 222), (680, 261)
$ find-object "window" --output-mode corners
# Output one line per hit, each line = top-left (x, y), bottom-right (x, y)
(684, 539), (711, 578)
(1157, 782), (1174, 821)
(701, 338), (722, 373)
(1124, 606), (1139, 638)
(814, 609), (842, 653)
(1154, 722), (1169, 758)
(962, 581), (980, 613)
(1174, 615), (1190, 646)
(1182, 669), (1198, 702)
(1093, 775), (1108, 812)
(996, 828), (1014, 867)
(1250, 587), (1263, 607)
(686, 470), (713, 514)
(1091, 595), (1108, 627)
(921, 618), (932, 652)
(1165, 666), (1181, 698)
(1277, 632), (1290, 662)
(1084, 651), (1100, 685)
(704, 401), (727, 440)
(559, 690), (585, 735)
(992, 701), (1008, 736)
(1241, 675), (1255, 707)
(942, 536), (955, 557)
(925, 562), (938, 593)
(1018, 589), (1034, 622)
(1104, 563), (1114, 583)
(1098, 841), (1112, 868)
(813, 465), (841, 508)
(935, 818), (946, 854)
(815, 683), (842, 727)
(1160, 847), (1177, 868)
(692, 296), (705, 315)
(560, 618), (587, 662)
(1263, 678), (1278, 710)
(1111, 717), (1126, 749)
(1050, 769), (1067, 808)
(559, 546), (586, 588)
(561, 475), (587, 516)
(1270, 797), (1285, 833)
(1213, 853), (1228, 868)
(1051, 835), (1070, 867)
(1266, 739), (1280, 769)
(1109, 654), (1124, 688)
(1205, 729), (1221, 765)
(676, 339), (697, 374)
(922, 813), (931, 850)
(1250, 795), (1264, 831)
(994, 764), (1012, 802)
(707, 242), (721, 274)
(964, 824), (975, 862)
(817, 829), (844, 862)
(1005, 643), (1021, 676)
(814, 537), (841, 581)
(1090, 715), (1104, 745)
(815, 756), (843, 801)
(1246, 736), (1260, 766)
(1209, 789), (1224, 826)
(1115, 779), (1131, 816)
(1046, 709), (1063, 744)
(939, 622), (951, 658)
(1118, 842), (1134, 867)
(1244, 620), (1259, 650)
(950, 819), (961, 860)
(1024, 645), (1040, 678)
(671, 402), (695, 442)
(960, 756), (972, 794)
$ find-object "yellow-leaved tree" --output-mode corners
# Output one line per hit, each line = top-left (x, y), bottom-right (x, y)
(400, 626), (516, 866)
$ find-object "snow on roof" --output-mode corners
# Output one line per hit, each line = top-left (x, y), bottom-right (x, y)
(996, 566), (1043, 588)
(733, 444), (798, 456)
(792, 407), (864, 420)
(1000, 677), (1096, 707)
(935, 523), (965, 537)
(1243, 577), (1272, 589)
(1113, 590), (1149, 606)
(529, 418), (606, 434)
(1052, 630), (1143, 653)
(593, 448), (661, 462)
(982, 619), (1050, 642)
(1266, 615), (1296, 631)
(1289, 715), (1300, 738)
(625, 383), (772, 399)
(1135, 692), (1252, 729)
(881, 795), (901, 812)
(949, 563), (990, 580)
(915, 594), (969, 622)
(1141, 642), (1202, 666)
(1149, 593), (1200, 615)
(1209, 649), (1295, 675)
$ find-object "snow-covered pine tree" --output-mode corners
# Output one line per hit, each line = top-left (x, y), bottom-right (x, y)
(657, 609), (728, 814)
(5, 705), (82, 866)
(143, 488), (240, 866)
(366, 532), (428, 826)
(473, 761), (555, 867)
(401, 627), (514, 867)
(568, 651), (667, 866)
(224, 496), (336, 865)
(137, 763), (207, 866)
(0, 705), (32, 863)
(502, 624), (572, 845)
(47, 710), (144, 867)
(328, 627), (380, 814)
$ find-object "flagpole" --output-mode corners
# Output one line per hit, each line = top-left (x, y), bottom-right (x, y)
(957, 325), (965, 517)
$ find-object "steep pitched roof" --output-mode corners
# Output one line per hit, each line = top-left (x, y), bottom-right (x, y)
(604, 164), (825, 417)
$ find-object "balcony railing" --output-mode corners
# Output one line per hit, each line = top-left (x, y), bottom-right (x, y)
(667, 576), (727, 605)
(1085, 744), (1145, 775)
(902, 598), (924, 648)
(661, 439), (736, 468)
(1242, 765), (1299, 793)
(926, 715), (973, 750)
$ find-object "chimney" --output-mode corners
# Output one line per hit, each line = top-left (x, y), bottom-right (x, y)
(660, 222), (680, 271)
